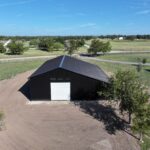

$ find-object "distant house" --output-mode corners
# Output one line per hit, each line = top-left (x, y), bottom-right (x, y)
(29, 55), (109, 101)
(119, 37), (124, 40)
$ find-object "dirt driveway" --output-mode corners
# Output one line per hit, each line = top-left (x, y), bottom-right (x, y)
(0, 71), (140, 150)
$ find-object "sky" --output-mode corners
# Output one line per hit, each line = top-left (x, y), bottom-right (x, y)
(0, 0), (150, 36)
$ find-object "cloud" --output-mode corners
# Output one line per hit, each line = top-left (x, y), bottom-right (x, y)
(0, 0), (35, 7)
(136, 10), (150, 15)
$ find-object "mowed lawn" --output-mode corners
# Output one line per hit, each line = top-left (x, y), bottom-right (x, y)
(111, 40), (150, 51)
(87, 60), (150, 87)
(0, 49), (66, 59)
(0, 59), (46, 80)
(86, 40), (150, 51)
(97, 53), (150, 63)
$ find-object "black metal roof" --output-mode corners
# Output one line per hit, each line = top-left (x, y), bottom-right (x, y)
(30, 55), (109, 83)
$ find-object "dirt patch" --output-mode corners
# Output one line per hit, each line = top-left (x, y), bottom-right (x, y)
(0, 71), (140, 150)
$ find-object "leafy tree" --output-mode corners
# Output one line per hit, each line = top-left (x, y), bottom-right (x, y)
(104, 70), (149, 124)
(125, 36), (135, 41)
(38, 38), (54, 51)
(38, 38), (64, 52)
(76, 39), (85, 47)
(0, 43), (6, 53)
(29, 39), (39, 47)
(7, 41), (26, 55)
(88, 40), (111, 55)
(65, 40), (78, 55)
(132, 104), (150, 142)
(53, 42), (64, 51)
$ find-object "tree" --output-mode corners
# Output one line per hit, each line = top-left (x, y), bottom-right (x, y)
(125, 36), (135, 41)
(88, 40), (111, 55)
(0, 43), (6, 53)
(132, 104), (150, 142)
(53, 42), (64, 51)
(38, 38), (64, 52)
(29, 39), (39, 47)
(105, 70), (149, 124)
(65, 40), (78, 55)
(38, 38), (54, 51)
(76, 39), (85, 47)
(7, 41), (26, 55)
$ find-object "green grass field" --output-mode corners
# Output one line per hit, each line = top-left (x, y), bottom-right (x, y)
(86, 39), (150, 51)
(141, 135), (150, 150)
(97, 53), (150, 63)
(86, 60), (150, 87)
(0, 48), (66, 59)
(0, 59), (46, 80)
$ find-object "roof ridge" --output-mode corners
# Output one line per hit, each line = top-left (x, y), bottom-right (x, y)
(59, 55), (66, 68)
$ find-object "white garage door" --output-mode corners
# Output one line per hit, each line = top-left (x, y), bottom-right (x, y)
(51, 82), (71, 101)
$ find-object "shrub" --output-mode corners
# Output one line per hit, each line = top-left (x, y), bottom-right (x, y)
(0, 43), (6, 53)
(38, 38), (54, 51)
(7, 41), (25, 55)
(53, 42), (64, 51)
(88, 40), (111, 55)
(0, 112), (4, 130)
(142, 58), (147, 64)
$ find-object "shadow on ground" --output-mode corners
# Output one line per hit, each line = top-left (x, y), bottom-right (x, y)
(19, 81), (31, 100)
(74, 101), (128, 134)
(19, 82), (128, 135)
(145, 69), (150, 72)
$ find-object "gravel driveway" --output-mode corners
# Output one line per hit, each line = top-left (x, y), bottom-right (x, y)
(0, 71), (140, 150)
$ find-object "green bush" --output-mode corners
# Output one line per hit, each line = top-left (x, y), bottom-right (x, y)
(7, 41), (25, 55)
(0, 112), (4, 130)
(38, 38), (54, 51)
(88, 40), (111, 55)
(0, 43), (6, 53)
(0, 112), (4, 120)
(141, 136), (150, 150)
(142, 58), (147, 64)
(53, 42), (64, 51)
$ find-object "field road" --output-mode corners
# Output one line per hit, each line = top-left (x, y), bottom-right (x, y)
(80, 56), (150, 66)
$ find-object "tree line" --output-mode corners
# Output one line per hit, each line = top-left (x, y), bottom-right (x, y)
(1, 34), (150, 41)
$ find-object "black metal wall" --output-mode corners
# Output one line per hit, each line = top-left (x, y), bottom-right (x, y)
(29, 68), (103, 100)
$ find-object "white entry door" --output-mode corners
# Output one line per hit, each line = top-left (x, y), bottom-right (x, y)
(51, 82), (71, 101)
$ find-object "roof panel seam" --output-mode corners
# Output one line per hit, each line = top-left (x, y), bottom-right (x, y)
(59, 55), (65, 68)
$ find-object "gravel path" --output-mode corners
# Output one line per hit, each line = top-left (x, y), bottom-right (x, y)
(0, 71), (140, 150)
(81, 56), (150, 66)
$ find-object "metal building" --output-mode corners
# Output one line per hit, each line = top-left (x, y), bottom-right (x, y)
(29, 55), (109, 101)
